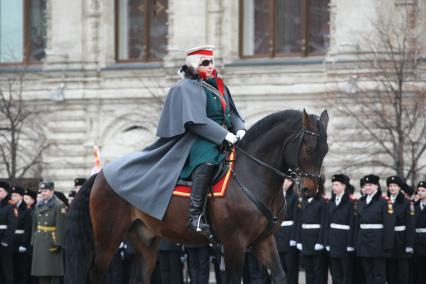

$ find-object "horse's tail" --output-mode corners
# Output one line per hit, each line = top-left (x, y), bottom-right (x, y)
(65, 173), (97, 284)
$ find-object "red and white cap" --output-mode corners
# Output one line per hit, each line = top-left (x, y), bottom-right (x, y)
(185, 45), (214, 69)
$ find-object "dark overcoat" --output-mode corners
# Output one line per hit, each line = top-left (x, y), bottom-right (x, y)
(274, 189), (299, 253)
(0, 198), (17, 254)
(414, 201), (426, 256)
(103, 78), (245, 220)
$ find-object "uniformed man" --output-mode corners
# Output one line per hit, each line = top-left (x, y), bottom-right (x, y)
(296, 181), (328, 284)
(274, 179), (299, 284)
(11, 186), (33, 284)
(414, 181), (426, 283)
(325, 174), (357, 284)
(385, 176), (415, 284)
(0, 181), (18, 284)
(356, 174), (395, 284)
(74, 177), (86, 193)
(31, 181), (67, 284)
(185, 244), (210, 284)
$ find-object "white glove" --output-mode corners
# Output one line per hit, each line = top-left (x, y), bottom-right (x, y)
(289, 240), (297, 247)
(326, 246), (330, 251)
(1, 242), (8, 247)
(225, 132), (238, 144)
(347, 247), (355, 252)
(406, 247), (413, 254)
(18, 246), (27, 253)
(236, 130), (246, 141)
(314, 243), (324, 251)
(296, 243), (303, 251)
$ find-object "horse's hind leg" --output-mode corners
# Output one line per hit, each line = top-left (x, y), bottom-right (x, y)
(127, 221), (160, 284)
(253, 235), (287, 283)
(223, 238), (247, 284)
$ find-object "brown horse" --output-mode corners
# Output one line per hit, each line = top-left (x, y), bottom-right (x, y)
(65, 109), (329, 284)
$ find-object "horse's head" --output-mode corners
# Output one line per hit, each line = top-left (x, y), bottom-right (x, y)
(284, 109), (329, 196)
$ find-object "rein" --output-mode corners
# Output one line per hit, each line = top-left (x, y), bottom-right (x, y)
(229, 126), (322, 237)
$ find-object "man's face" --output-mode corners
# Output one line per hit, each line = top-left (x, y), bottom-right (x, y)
(418, 187), (426, 200)
(11, 193), (23, 204)
(388, 183), (400, 196)
(0, 188), (8, 200)
(364, 183), (379, 195)
(332, 181), (345, 196)
(40, 188), (54, 200)
(196, 56), (214, 77)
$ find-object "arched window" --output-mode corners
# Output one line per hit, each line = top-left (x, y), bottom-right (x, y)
(116, 0), (168, 62)
(0, 0), (47, 64)
(240, 0), (330, 58)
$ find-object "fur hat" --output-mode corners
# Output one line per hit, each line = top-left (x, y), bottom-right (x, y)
(74, 178), (86, 187)
(362, 174), (380, 186)
(332, 174), (350, 186)
(417, 181), (426, 189)
(24, 189), (37, 200)
(386, 176), (404, 188)
(0, 181), (11, 193)
(12, 186), (25, 196)
(185, 45), (214, 70)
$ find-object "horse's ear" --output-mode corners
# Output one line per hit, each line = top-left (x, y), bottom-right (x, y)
(302, 109), (315, 129)
(320, 110), (329, 131)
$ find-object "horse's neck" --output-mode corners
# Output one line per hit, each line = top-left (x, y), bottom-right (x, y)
(234, 127), (289, 204)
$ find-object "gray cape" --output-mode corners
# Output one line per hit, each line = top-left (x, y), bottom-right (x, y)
(103, 78), (245, 220)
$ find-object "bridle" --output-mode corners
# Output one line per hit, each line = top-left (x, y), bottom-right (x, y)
(233, 126), (322, 184)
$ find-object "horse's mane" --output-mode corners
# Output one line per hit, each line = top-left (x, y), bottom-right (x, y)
(240, 110), (303, 146)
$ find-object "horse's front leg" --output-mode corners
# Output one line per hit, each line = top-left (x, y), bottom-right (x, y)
(223, 236), (247, 284)
(253, 235), (287, 283)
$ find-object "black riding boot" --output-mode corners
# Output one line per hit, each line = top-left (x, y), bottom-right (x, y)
(188, 163), (216, 238)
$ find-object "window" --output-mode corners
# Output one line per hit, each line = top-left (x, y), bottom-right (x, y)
(240, 0), (330, 58)
(116, 0), (168, 62)
(0, 0), (47, 64)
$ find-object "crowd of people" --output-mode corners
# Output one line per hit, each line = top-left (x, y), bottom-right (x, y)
(0, 174), (425, 284)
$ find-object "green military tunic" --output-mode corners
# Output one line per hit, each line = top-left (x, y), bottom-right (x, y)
(180, 78), (232, 179)
(31, 195), (67, 276)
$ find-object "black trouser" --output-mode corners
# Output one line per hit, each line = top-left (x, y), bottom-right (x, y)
(353, 256), (366, 284)
(0, 252), (13, 284)
(13, 252), (30, 284)
(186, 246), (210, 284)
(362, 257), (386, 284)
(38, 276), (61, 284)
(330, 257), (353, 284)
(243, 252), (270, 284)
(279, 251), (299, 284)
(158, 251), (183, 284)
(303, 254), (328, 284)
(386, 257), (410, 284)
(415, 256), (426, 284)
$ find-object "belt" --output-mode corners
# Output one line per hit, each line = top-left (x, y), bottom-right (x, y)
(330, 223), (350, 230)
(37, 225), (56, 232)
(0, 225), (7, 230)
(394, 225), (406, 232)
(416, 228), (426, 233)
(302, 224), (321, 229)
(15, 230), (24, 234)
(281, 220), (294, 227)
(360, 224), (383, 229)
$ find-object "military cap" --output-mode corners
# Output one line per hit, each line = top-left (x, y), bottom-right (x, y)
(332, 174), (350, 186)
(74, 178), (86, 187)
(39, 181), (54, 190)
(0, 180), (11, 192)
(24, 189), (37, 200)
(417, 181), (426, 189)
(362, 174), (380, 186)
(12, 186), (25, 196)
(386, 176), (404, 188)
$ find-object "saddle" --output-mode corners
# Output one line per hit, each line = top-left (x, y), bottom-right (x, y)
(173, 148), (235, 198)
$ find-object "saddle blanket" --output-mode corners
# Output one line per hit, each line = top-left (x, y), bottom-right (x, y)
(173, 149), (235, 198)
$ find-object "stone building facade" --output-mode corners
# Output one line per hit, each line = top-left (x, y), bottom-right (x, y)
(0, 0), (425, 191)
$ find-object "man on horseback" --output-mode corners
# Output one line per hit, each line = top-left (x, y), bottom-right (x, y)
(102, 45), (246, 240)
(178, 45), (246, 237)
